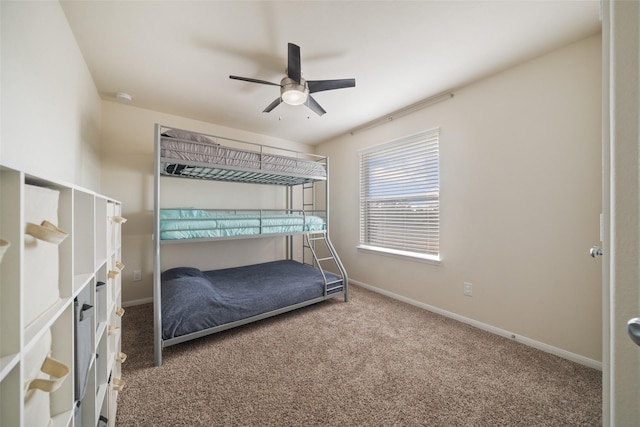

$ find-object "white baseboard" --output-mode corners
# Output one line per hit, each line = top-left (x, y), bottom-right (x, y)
(350, 279), (602, 371)
(122, 297), (153, 307)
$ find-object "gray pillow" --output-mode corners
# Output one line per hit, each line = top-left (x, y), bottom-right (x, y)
(162, 129), (218, 145)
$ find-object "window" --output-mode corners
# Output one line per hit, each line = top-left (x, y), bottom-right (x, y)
(358, 129), (440, 261)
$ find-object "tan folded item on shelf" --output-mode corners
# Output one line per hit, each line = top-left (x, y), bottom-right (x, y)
(108, 325), (120, 336)
(108, 270), (119, 279)
(111, 216), (127, 224)
(111, 378), (125, 392)
(25, 355), (70, 393)
(25, 220), (68, 245)
(116, 352), (127, 364)
(115, 307), (125, 317)
(115, 261), (125, 270)
(0, 239), (10, 263)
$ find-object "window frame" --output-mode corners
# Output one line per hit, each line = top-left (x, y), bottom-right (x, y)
(357, 129), (441, 263)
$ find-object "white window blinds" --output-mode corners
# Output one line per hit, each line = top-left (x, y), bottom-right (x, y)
(359, 129), (440, 258)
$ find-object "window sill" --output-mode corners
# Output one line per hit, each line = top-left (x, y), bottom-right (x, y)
(356, 245), (442, 265)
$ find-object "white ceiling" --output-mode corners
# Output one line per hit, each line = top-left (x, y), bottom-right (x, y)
(60, 1), (601, 145)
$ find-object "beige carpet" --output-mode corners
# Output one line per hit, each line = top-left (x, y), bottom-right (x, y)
(115, 285), (601, 426)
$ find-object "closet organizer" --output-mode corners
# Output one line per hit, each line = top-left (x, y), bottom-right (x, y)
(0, 165), (125, 427)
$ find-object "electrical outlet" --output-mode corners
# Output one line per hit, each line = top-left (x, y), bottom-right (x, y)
(463, 282), (473, 296)
(133, 270), (142, 281)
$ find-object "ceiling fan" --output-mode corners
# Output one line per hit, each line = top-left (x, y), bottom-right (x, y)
(230, 43), (355, 116)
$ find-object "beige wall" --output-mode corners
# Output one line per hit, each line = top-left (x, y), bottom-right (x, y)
(99, 101), (316, 303)
(0, 1), (102, 189)
(317, 34), (602, 362)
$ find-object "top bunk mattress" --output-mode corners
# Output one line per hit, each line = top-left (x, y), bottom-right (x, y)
(159, 129), (327, 185)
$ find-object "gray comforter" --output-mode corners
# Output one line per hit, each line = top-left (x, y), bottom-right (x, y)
(161, 260), (341, 340)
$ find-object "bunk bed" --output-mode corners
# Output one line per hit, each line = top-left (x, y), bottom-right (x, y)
(154, 125), (348, 366)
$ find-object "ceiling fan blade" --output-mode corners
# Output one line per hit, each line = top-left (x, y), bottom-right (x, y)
(263, 97), (283, 113)
(287, 43), (302, 84)
(229, 75), (281, 86)
(306, 95), (326, 116)
(308, 78), (356, 93)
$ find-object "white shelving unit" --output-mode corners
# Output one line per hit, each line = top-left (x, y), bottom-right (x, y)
(0, 165), (125, 427)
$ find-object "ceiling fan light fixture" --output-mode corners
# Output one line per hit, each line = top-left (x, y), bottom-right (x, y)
(281, 78), (308, 106)
(282, 89), (307, 105)
(230, 43), (354, 115)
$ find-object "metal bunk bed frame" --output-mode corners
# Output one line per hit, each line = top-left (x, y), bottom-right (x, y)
(153, 124), (348, 366)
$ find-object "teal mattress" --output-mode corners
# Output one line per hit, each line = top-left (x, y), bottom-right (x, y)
(160, 209), (326, 240)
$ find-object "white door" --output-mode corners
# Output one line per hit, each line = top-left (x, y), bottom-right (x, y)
(602, 1), (640, 425)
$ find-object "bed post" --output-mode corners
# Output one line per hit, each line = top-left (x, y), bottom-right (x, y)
(287, 185), (293, 260)
(153, 124), (163, 366)
(324, 157), (349, 302)
(325, 157), (329, 236)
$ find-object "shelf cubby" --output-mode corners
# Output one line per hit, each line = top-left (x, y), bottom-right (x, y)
(73, 190), (95, 293)
(95, 197), (108, 269)
(0, 168), (22, 375)
(0, 363), (20, 427)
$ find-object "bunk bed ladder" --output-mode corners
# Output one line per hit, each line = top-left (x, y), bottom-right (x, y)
(302, 181), (315, 212)
(303, 232), (348, 300)
(302, 181), (316, 241)
(300, 180), (317, 266)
